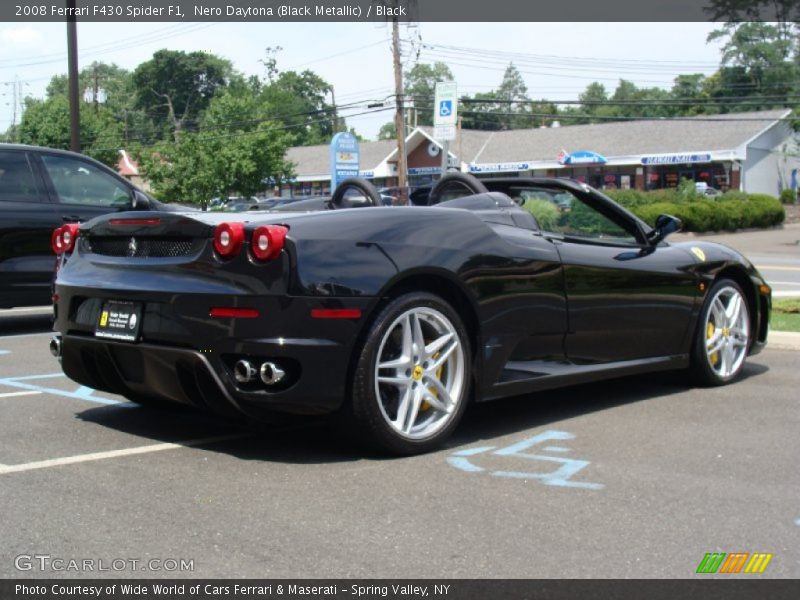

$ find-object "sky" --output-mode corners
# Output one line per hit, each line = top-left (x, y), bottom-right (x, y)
(0, 21), (727, 141)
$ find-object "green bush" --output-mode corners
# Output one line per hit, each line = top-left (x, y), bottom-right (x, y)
(522, 198), (560, 231)
(623, 192), (784, 232)
(780, 188), (796, 205)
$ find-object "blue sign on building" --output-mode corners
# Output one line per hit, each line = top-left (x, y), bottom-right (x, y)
(330, 132), (360, 190)
(560, 150), (607, 165)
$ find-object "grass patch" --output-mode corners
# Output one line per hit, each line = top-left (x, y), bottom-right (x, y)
(771, 298), (800, 332)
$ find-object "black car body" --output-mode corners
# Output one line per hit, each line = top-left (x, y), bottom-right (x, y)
(51, 175), (770, 453)
(0, 144), (166, 308)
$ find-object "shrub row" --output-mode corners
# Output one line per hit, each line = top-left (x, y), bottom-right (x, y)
(605, 189), (785, 232)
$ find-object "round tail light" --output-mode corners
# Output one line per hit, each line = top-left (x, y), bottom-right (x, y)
(51, 223), (80, 255)
(51, 227), (64, 255)
(250, 225), (288, 262)
(213, 222), (245, 258)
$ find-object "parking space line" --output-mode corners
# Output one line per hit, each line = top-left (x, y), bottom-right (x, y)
(0, 332), (52, 340)
(0, 373), (123, 405)
(0, 391), (42, 399)
(0, 433), (250, 476)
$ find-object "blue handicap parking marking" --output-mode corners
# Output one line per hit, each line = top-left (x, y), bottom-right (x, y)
(0, 372), (123, 405)
(439, 100), (452, 117)
(448, 430), (604, 490)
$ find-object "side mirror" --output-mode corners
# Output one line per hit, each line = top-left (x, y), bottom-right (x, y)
(131, 190), (151, 210)
(648, 214), (682, 245)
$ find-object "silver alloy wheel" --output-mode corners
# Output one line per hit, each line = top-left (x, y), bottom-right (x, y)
(704, 285), (750, 378)
(374, 306), (466, 440)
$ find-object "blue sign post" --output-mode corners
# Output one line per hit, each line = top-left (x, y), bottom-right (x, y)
(329, 132), (360, 191)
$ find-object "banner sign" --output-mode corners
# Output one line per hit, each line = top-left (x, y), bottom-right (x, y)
(329, 132), (360, 190)
(469, 163), (530, 173)
(641, 153), (712, 165)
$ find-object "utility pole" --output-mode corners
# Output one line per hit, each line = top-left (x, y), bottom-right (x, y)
(91, 64), (105, 113)
(330, 85), (340, 134)
(66, 0), (80, 152)
(457, 115), (463, 172)
(10, 78), (18, 133)
(392, 8), (407, 203)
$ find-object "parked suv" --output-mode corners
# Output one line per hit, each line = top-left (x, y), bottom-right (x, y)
(0, 144), (165, 308)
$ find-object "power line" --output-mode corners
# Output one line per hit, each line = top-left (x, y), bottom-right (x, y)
(0, 23), (218, 70)
(421, 42), (723, 70)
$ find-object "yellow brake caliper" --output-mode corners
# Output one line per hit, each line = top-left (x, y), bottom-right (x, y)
(707, 321), (719, 365)
(420, 352), (444, 412)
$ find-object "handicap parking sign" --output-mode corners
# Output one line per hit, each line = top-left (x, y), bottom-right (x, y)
(439, 100), (453, 117)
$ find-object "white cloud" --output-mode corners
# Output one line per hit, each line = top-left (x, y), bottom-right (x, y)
(1, 26), (43, 45)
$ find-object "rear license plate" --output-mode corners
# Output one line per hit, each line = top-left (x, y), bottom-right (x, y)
(95, 301), (143, 342)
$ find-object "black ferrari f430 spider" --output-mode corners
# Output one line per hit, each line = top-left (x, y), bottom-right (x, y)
(49, 174), (770, 454)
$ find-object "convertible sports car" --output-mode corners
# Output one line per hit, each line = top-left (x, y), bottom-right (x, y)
(49, 174), (771, 454)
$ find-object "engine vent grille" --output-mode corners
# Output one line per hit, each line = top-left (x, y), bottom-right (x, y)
(84, 236), (196, 258)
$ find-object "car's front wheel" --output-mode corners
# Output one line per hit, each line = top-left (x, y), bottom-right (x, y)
(691, 278), (751, 385)
(350, 292), (471, 455)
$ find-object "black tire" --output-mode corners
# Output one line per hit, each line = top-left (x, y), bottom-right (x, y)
(349, 292), (472, 455)
(427, 172), (488, 205)
(331, 177), (382, 208)
(689, 277), (752, 386)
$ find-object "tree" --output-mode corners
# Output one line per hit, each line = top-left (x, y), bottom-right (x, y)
(706, 0), (800, 26)
(44, 61), (156, 146)
(133, 50), (233, 141)
(138, 85), (294, 208)
(707, 22), (799, 108)
(377, 121), (396, 140)
(47, 62), (133, 114)
(261, 70), (334, 146)
(17, 96), (123, 166)
(404, 62), (455, 127)
(461, 63), (548, 130)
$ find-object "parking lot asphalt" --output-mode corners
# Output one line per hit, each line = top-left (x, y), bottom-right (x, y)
(0, 309), (798, 579)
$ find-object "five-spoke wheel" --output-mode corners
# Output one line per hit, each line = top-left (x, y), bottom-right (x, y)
(351, 292), (471, 454)
(692, 278), (751, 385)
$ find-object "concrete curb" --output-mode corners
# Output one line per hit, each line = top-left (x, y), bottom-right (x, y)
(768, 331), (800, 351)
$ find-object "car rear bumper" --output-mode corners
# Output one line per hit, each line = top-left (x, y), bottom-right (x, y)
(54, 285), (376, 417)
(60, 333), (354, 417)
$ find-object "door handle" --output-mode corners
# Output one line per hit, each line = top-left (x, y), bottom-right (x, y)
(62, 215), (83, 222)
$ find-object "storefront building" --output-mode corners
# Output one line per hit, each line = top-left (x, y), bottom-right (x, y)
(284, 109), (797, 197)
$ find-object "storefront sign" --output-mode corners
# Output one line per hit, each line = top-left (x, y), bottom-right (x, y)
(641, 153), (711, 165)
(469, 163), (530, 173)
(559, 150), (607, 165)
(329, 132), (360, 189)
(409, 166), (445, 175)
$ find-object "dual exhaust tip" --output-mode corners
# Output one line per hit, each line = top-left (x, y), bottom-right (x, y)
(234, 360), (285, 386)
(50, 338), (282, 387)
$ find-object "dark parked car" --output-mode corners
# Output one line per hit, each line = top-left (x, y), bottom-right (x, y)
(0, 144), (168, 308)
(50, 174), (770, 454)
